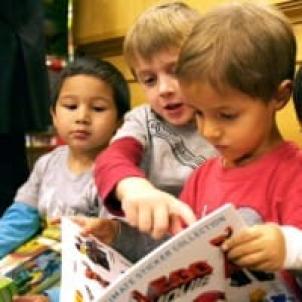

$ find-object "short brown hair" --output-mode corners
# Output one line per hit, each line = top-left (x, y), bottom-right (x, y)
(176, 2), (296, 102)
(124, 1), (200, 71)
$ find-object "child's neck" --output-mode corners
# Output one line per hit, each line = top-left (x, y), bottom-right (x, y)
(224, 131), (284, 168)
(67, 149), (98, 175)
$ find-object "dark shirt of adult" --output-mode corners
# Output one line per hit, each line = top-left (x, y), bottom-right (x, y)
(0, 1), (50, 216)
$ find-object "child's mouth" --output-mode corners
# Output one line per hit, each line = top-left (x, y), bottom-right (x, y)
(165, 103), (182, 111)
(72, 130), (90, 139)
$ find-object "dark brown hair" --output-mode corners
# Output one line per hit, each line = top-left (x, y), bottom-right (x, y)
(177, 2), (296, 102)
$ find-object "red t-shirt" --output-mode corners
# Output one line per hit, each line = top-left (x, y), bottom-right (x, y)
(180, 141), (302, 297)
(94, 137), (145, 215)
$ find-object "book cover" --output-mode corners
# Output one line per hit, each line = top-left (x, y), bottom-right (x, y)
(4, 248), (60, 295)
(0, 226), (61, 296)
(60, 204), (299, 302)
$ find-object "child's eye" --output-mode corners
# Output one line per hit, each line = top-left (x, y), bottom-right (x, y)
(63, 104), (77, 110)
(140, 76), (157, 87)
(93, 106), (105, 112)
(219, 112), (238, 120)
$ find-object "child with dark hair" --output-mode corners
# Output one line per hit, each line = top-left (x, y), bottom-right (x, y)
(51, 57), (130, 120)
(0, 56), (130, 301)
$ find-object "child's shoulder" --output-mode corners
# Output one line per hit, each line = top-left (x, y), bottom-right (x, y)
(279, 141), (302, 164)
(117, 104), (154, 126)
(33, 145), (69, 170)
(125, 104), (152, 118)
(271, 141), (302, 183)
(38, 144), (68, 160)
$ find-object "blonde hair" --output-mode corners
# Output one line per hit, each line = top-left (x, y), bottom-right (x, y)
(176, 2), (296, 101)
(124, 1), (200, 71)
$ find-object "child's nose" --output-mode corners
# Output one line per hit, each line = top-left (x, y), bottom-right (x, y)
(76, 107), (90, 123)
(200, 120), (221, 141)
(158, 75), (176, 96)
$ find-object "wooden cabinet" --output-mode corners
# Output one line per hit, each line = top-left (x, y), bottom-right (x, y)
(274, 0), (302, 62)
(74, 0), (155, 45)
(74, 0), (299, 46)
(73, 0), (232, 45)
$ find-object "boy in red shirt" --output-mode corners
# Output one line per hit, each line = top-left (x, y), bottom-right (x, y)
(175, 1), (302, 296)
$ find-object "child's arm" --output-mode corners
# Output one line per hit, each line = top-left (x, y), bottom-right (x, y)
(116, 177), (197, 239)
(94, 106), (153, 215)
(95, 137), (196, 239)
(94, 137), (145, 215)
(222, 223), (287, 272)
(0, 202), (40, 257)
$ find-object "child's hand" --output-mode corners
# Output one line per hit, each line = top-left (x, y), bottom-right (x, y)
(71, 217), (120, 245)
(222, 223), (285, 272)
(13, 295), (49, 302)
(117, 177), (197, 239)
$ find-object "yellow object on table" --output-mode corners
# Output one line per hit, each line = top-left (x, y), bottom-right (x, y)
(0, 276), (17, 302)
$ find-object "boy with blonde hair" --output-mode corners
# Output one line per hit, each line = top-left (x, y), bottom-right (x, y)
(94, 2), (216, 239)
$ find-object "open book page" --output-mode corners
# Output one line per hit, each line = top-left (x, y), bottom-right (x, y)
(60, 217), (131, 301)
(60, 204), (299, 301)
(100, 203), (245, 302)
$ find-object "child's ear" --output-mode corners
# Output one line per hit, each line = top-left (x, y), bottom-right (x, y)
(274, 79), (293, 110)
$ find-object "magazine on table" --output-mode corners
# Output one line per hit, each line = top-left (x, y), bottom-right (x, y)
(0, 222), (61, 296)
(60, 204), (298, 302)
